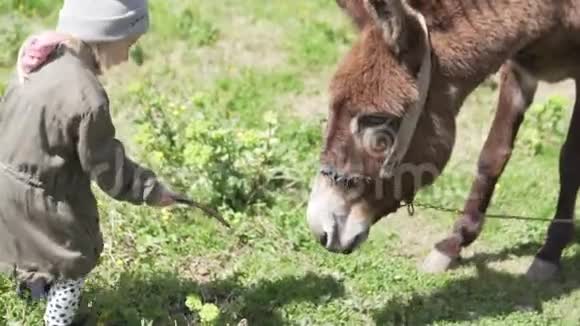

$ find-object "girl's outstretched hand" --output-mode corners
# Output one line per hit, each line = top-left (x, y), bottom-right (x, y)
(157, 191), (177, 207)
(151, 183), (178, 207)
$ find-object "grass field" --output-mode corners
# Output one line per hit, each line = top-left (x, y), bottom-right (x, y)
(1, 1), (579, 325)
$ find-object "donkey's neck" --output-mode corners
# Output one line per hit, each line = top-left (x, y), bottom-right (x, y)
(418, 0), (558, 84)
(411, 0), (561, 174)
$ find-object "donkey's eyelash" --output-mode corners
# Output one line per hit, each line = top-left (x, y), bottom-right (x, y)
(358, 115), (390, 126)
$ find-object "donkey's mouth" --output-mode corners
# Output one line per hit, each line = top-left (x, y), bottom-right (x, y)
(306, 174), (373, 254)
(316, 222), (370, 254)
(335, 233), (367, 254)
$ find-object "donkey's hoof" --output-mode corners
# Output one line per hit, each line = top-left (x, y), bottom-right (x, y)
(421, 248), (457, 274)
(526, 258), (560, 282)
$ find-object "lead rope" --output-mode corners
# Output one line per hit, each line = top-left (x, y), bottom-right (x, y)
(402, 201), (574, 224)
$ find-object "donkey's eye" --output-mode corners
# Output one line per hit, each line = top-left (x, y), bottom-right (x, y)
(373, 134), (390, 151)
(372, 128), (395, 150)
(361, 126), (396, 156)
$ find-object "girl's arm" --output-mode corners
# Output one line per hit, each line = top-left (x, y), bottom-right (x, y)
(76, 96), (170, 206)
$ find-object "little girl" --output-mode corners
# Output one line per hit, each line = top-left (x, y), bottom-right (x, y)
(0, 0), (182, 325)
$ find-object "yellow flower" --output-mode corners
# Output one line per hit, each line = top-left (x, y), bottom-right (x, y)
(161, 209), (172, 222)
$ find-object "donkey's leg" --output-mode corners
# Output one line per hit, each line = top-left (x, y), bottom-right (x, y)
(526, 80), (580, 282)
(422, 61), (538, 273)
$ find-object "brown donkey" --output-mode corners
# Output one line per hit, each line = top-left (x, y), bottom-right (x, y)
(306, 0), (580, 281)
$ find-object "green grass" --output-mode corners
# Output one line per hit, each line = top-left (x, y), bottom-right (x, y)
(1, 0), (580, 325)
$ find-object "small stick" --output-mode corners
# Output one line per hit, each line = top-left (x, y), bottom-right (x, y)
(172, 194), (231, 229)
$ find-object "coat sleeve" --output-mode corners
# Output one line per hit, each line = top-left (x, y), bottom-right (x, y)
(76, 97), (164, 205)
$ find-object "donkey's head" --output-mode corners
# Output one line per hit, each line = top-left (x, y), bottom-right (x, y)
(307, 0), (446, 254)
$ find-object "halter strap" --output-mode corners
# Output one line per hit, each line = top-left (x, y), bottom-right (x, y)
(380, 9), (432, 178)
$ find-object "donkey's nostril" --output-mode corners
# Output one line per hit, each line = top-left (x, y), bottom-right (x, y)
(319, 232), (328, 247)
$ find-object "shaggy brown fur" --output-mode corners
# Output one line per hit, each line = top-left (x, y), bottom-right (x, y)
(319, 0), (580, 278)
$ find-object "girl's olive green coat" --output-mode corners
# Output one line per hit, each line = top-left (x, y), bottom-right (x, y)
(0, 46), (163, 285)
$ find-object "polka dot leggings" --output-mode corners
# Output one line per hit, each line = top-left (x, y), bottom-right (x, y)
(43, 278), (84, 326)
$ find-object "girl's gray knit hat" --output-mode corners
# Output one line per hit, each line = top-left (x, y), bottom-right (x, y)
(56, 0), (149, 42)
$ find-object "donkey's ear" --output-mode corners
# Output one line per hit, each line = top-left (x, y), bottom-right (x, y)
(364, 0), (426, 55)
(336, 0), (372, 30)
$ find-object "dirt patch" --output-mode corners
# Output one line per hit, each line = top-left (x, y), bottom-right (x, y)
(378, 210), (450, 259)
(183, 254), (230, 284)
(486, 255), (534, 274)
(104, 14), (287, 93)
(535, 80), (576, 104)
(289, 67), (334, 119)
(181, 247), (249, 284)
(290, 89), (329, 119)
(219, 16), (287, 69)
